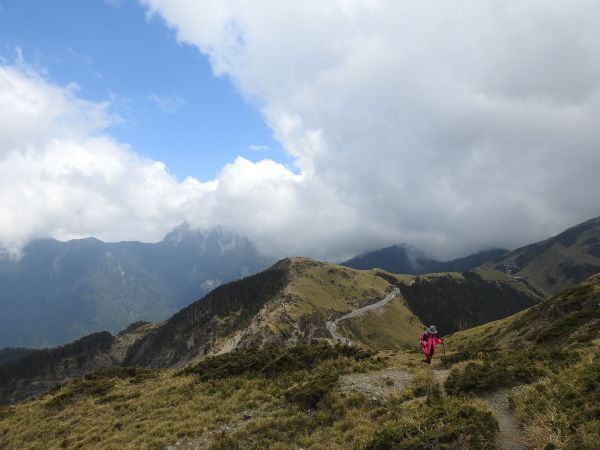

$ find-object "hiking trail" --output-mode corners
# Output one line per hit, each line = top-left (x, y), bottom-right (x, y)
(480, 388), (530, 450)
(432, 368), (529, 450)
(326, 288), (400, 345)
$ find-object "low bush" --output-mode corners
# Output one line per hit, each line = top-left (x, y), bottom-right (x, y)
(284, 372), (338, 408)
(45, 378), (116, 409)
(179, 342), (374, 380)
(444, 348), (575, 395)
(365, 395), (497, 450)
(43, 367), (159, 409)
(513, 349), (600, 450)
(84, 367), (159, 383)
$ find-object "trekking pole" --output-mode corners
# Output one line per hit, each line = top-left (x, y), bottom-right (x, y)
(442, 340), (448, 369)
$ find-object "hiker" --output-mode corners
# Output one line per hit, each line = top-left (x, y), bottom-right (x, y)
(420, 325), (443, 365)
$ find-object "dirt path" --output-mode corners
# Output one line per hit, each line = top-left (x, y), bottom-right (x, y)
(431, 368), (529, 450)
(340, 368), (413, 400)
(432, 368), (450, 389)
(480, 389), (530, 450)
(326, 288), (400, 345)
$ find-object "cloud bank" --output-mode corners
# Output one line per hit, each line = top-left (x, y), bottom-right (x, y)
(139, 0), (600, 258)
(3, 1), (600, 261)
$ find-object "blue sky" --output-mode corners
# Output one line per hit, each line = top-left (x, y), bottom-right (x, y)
(0, 0), (285, 181)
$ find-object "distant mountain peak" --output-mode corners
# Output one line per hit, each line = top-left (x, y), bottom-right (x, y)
(342, 243), (508, 275)
(162, 222), (201, 245)
(1, 224), (273, 348)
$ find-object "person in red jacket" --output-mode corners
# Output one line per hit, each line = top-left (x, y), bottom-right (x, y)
(420, 325), (443, 365)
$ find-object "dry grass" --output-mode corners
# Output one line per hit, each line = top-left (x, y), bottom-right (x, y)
(0, 347), (496, 450)
(337, 299), (424, 349)
(511, 345), (600, 450)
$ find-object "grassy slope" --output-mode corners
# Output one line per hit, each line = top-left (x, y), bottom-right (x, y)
(285, 259), (392, 318)
(0, 344), (496, 450)
(447, 272), (600, 351)
(337, 298), (424, 350)
(445, 274), (600, 449)
(481, 216), (600, 297)
(517, 243), (600, 296)
(123, 258), (428, 366)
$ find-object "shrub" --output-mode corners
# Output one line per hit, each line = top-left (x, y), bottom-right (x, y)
(83, 367), (159, 383)
(444, 348), (574, 395)
(179, 342), (374, 380)
(514, 350), (600, 450)
(365, 395), (497, 449)
(284, 372), (338, 408)
(45, 378), (116, 409)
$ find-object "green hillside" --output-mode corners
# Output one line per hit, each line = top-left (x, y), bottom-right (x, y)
(123, 258), (420, 367)
(399, 271), (537, 335)
(483, 216), (600, 297)
(336, 298), (423, 350)
(2, 268), (596, 449)
(0, 343), (498, 449)
(444, 274), (600, 449)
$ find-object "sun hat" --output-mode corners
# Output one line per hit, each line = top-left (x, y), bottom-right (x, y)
(427, 325), (438, 334)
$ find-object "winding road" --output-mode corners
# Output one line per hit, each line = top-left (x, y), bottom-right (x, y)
(326, 288), (400, 346)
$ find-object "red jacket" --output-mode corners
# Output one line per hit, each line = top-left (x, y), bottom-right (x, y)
(420, 333), (443, 355)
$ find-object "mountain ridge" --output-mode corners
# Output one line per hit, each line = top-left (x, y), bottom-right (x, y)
(481, 216), (600, 297)
(342, 244), (508, 274)
(0, 225), (272, 348)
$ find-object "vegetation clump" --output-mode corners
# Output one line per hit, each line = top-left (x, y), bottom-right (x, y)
(365, 395), (497, 449)
(44, 367), (158, 409)
(445, 357), (543, 395)
(283, 371), (338, 408)
(444, 348), (575, 395)
(179, 342), (374, 380)
(513, 349), (600, 449)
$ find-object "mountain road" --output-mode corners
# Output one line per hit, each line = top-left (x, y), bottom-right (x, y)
(326, 288), (400, 346)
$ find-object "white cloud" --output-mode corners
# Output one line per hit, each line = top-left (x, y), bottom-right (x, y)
(148, 93), (185, 114)
(138, 0), (600, 259)
(248, 144), (269, 152)
(3, 1), (600, 262)
(0, 62), (212, 255)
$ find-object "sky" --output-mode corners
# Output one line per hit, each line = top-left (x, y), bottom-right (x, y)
(0, 0), (285, 180)
(1, 0), (600, 261)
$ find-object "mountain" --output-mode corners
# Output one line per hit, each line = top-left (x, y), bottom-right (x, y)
(123, 257), (536, 368)
(399, 271), (536, 334)
(342, 244), (436, 273)
(0, 225), (272, 348)
(0, 348), (34, 365)
(0, 322), (154, 404)
(0, 257), (538, 403)
(481, 216), (600, 297)
(342, 244), (507, 274)
(2, 273), (595, 449)
(122, 258), (424, 367)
